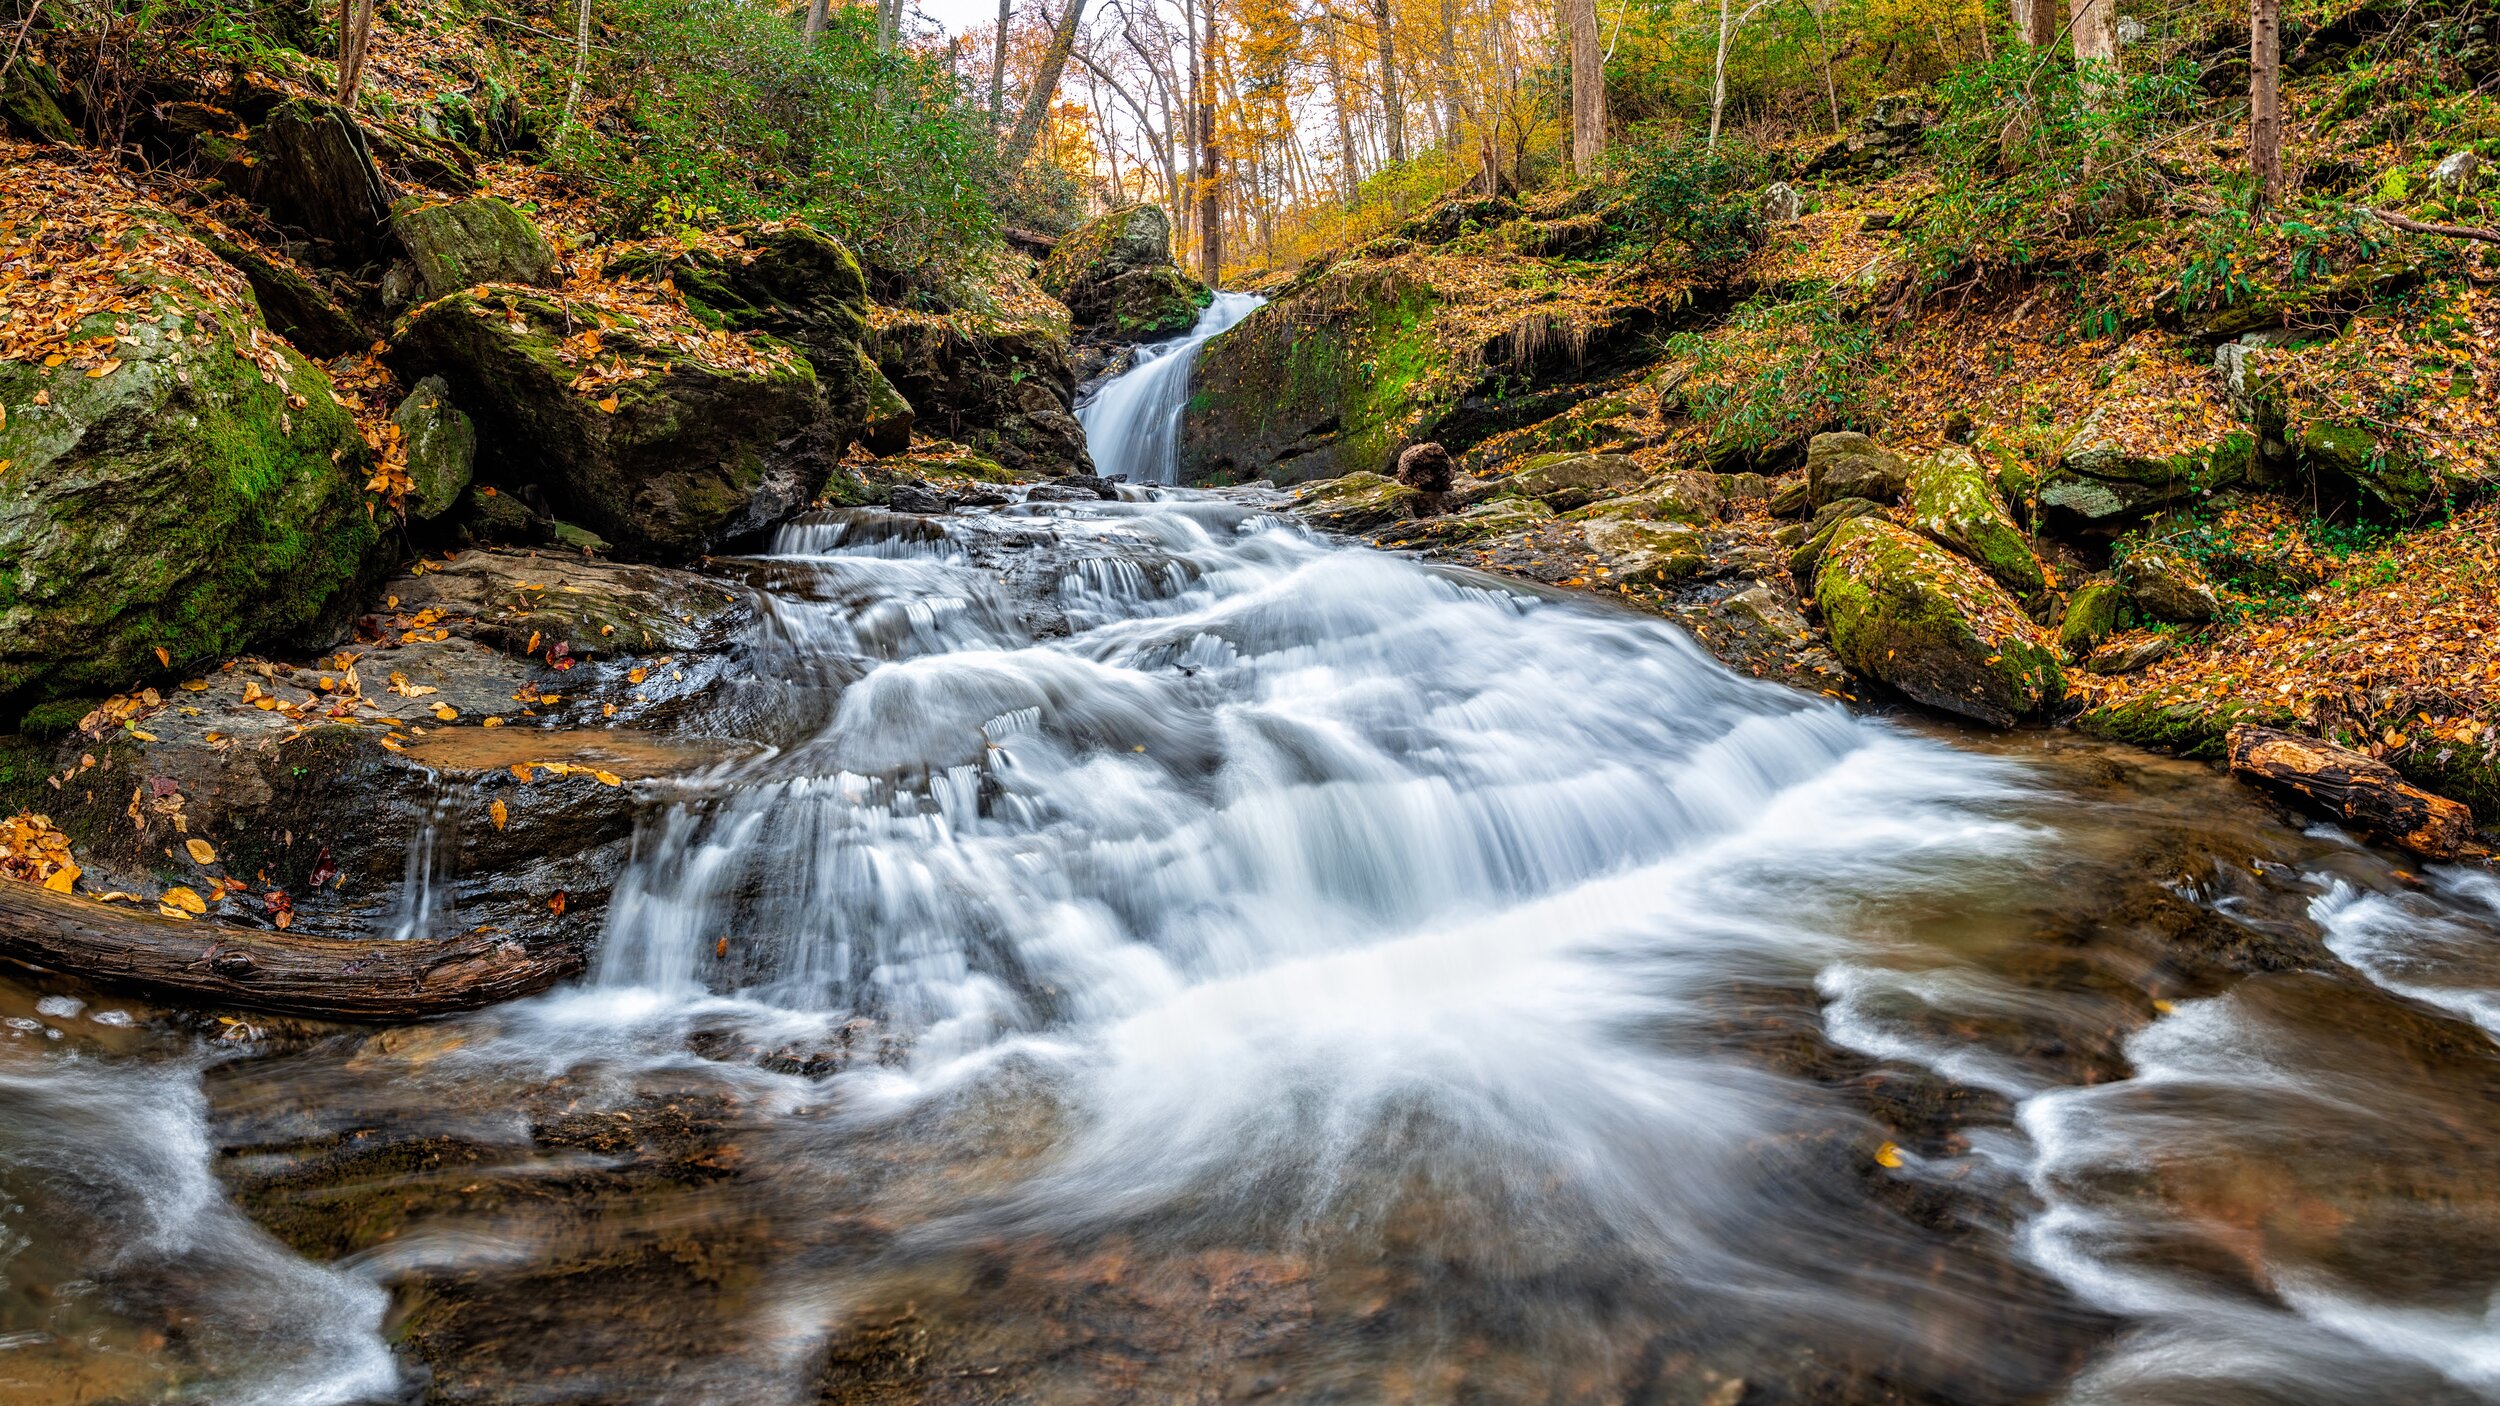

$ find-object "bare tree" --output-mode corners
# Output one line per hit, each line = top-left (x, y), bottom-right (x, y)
(1368, 0), (1405, 162)
(2069, 0), (2117, 70)
(1561, 0), (1603, 173)
(1200, 0), (1223, 280)
(2250, 0), (2280, 211)
(987, 0), (1012, 127)
(1002, 0), (1090, 167)
(1708, 0), (1776, 151)
(337, 0), (379, 107)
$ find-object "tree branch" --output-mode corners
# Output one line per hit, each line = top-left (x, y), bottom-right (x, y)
(2360, 206), (2500, 245)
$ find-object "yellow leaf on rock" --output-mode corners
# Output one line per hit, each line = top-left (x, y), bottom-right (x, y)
(482, 716), (504, 728)
(490, 798), (509, 831)
(433, 703), (456, 721)
(596, 396), (619, 414)
(44, 864), (78, 893)
(159, 886), (207, 915)
(184, 838), (217, 865)
(154, 647), (170, 668)
(1874, 1142), (1904, 1169)
(591, 770), (623, 787)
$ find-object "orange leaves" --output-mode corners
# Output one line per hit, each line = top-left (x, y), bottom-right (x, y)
(0, 811), (81, 893)
(489, 798), (509, 832)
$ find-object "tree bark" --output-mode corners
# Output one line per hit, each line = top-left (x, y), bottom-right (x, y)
(2249, 0), (2280, 213)
(2015, 0), (2055, 46)
(1199, 0), (1222, 282)
(2069, 0), (2118, 71)
(2225, 725), (2477, 859)
(1709, 0), (1773, 152)
(0, 883), (582, 1021)
(1369, 0), (1406, 163)
(987, 0), (1011, 128)
(1320, 17), (1363, 204)
(337, 0), (379, 108)
(1563, 0), (1603, 175)
(1001, 0), (1088, 168)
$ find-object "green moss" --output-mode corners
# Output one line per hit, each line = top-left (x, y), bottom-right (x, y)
(1907, 447), (2045, 602)
(2059, 580), (2128, 655)
(1815, 518), (2063, 728)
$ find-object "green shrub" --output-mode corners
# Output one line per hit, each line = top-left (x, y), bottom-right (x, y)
(1609, 127), (1773, 275)
(1667, 291), (1883, 456)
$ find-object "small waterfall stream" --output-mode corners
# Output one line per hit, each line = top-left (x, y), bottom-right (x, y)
(6, 298), (2500, 1405)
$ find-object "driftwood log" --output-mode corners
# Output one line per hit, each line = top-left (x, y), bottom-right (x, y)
(2225, 724), (2478, 859)
(0, 882), (581, 1021)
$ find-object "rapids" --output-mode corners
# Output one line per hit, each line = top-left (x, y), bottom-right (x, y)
(4, 311), (2500, 1406)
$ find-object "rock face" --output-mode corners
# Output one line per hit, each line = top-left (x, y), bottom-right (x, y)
(394, 375), (476, 522)
(393, 195), (558, 300)
(246, 98), (393, 264)
(1037, 206), (1208, 342)
(0, 274), (379, 713)
(1581, 518), (1707, 585)
(2119, 548), (2221, 623)
(197, 231), (367, 358)
(387, 289), (822, 560)
(1906, 446), (2046, 603)
(872, 262), (1089, 476)
(1814, 518), (2064, 728)
(2039, 399), (2251, 531)
(2294, 419), (2467, 519)
(1509, 452), (1644, 510)
(1806, 432), (1909, 508)
(1180, 269), (1444, 485)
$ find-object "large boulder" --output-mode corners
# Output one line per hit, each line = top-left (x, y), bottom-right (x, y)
(2058, 578), (2128, 656)
(2293, 419), (2484, 520)
(393, 375), (476, 522)
(1180, 268), (1447, 485)
(1814, 518), (2064, 728)
(611, 224), (899, 459)
(386, 289), (822, 560)
(1582, 518), (1707, 585)
(1292, 472), (1421, 532)
(1037, 205), (1209, 341)
(0, 271), (378, 711)
(1508, 452), (1645, 510)
(244, 98), (393, 264)
(1906, 445), (2046, 603)
(2118, 548), (2221, 623)
(1806, 432), (1910, 508)
(872, 261), (1088, 476)
(2037, 365), (2251, 532)
(393, 195), (559, 300)
(196, 230), (368, 358)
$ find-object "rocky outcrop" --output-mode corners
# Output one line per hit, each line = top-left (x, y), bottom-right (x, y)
(872, 266), (1089, 476)
(196, 230), (368, 358)
(1581, 517), (1707, 585)
(1814, 518), (2064, 727)
(1180, 268), (1444, 485)
(394, 375), (476, 522)
(386, 289), (822, 560)
(1806, 432), (1909, 508)
(1037, 205), (1208, 342)
(2038, 397), (2251, 531)
(1906, 445), (2046, 603)
(244, 98), (394, 264)
(0, 269), (379, 714)
(393, 195), (558, 299)
(2118, 548), (2221, 623)
(1507, 452), (1645, 510)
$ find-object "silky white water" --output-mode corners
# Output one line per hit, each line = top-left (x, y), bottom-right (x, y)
(1073, 290), (1261, 483)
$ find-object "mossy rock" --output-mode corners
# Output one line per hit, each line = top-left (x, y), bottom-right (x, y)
(1806, 432), (1909, 508)
(2058, 579), (2128, 656)
(1179, 269), (1446, 485)
(1786, 496), (1886, 581)
(0, 278), (379, 711)
(196, 229), (368, 358)
(394, 375), (475, 521)
(1, 57), (79, 145)
(2296, 419), (2465, 519)
(1038, 206), (1209, 339)
(1907, 445), (2046, 603)
(872, 259), (1086, 477)
(1506, 452), (1646, 510)
(1814, 518), (2064, 728)
(386, 289), (821, 560)
(1292, 471), (1422, 532)
(2040, 400), (2252, 531)
(2118, 548), (2220, 623)
(392, 195), (558, 300)
(1582, 518), (1707, 585)
(245, 98), (392, 263)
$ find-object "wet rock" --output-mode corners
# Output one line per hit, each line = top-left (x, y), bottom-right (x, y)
(886, 481), (946, 514)
(2087, 633), (2176, 674)
(1036, 205), (1209, 341)
(1582, 518), (1707, 585)
(2058, 578), (2128, 656)
(1293, 472), (1421, 531)
(393, 376), (476, 522)
(1180, 268), (1442, 486)
(1377, 496), (1556, 548)
(1814, 518), (2065, 728)
(1806, 432), (1910, 508)
(391, 195), (558, 300)
(386, 288), (822, 561)
(2119, 549), (2220, 623)
(1906, 445), (2046, 603)
(1509, 452), (1644, 510)
(0, 265), (378, 713)
(244, 98), (392, 264)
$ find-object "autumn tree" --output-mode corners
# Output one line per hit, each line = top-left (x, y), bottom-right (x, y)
(1003, 0), (1091, 167)
(1561, 0), (1603, 173)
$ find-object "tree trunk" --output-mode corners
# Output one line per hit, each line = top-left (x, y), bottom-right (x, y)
(2225, 726), (2477, 859)
(2015, 0), (2056, 46)
(336, 0), (379, 108)
(2069, 0), (2118, 71)
(987, 0), (1012, 130)
(1001, 0), (1088, 169)
(1199, 0), (1222, 283)
(1320, 19), (1362, 204)
(2249, 0), (2281, 212)
(805, 0), (829, 42)
(1369, 0), (1406, 163)
(0, 883), (582, 1021)
(1711, 0), (1773, 151)
(1563, 0), (1603, 174)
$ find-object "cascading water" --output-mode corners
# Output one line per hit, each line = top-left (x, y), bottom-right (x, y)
(7, 305), (2500, 1405)
(1074, 290), (1261, 483)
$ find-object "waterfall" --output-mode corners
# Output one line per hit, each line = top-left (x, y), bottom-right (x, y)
(1075, 290), (1261, 485)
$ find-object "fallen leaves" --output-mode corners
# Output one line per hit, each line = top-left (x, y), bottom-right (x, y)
(0, 812), (81, 893)
(184, 838), (218, 865)
(157, 886), (207, 920)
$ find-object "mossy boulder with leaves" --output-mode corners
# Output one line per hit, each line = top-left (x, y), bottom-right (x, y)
(1291, 471), (1422, 531)
(1814, 518), (2065, 728)
(1181, 269), (1449, 485)
(2294, 419), (2476, 519)
(1038, 205), (1209, 341)
(2039, 395), (2253, 532)
(872, 259), (1090, 476)
(2058, 578), (2129, 656)
(386, 289), (821, 560)
(1907, 445), (2047, 604)
(393, 196), (558, 300)
(1806, 432), (1909, 508)
(0, 280), (379, 715)
(1581, 517), (1708, 585)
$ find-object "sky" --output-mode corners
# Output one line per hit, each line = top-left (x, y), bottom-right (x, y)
(912, 0), (1013, 39)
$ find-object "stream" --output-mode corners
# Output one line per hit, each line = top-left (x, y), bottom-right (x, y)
(5, 300), (2500, 1406)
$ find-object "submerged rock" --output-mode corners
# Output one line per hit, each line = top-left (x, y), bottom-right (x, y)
(386, 289), (821, 560)
(1814, 518), (2064, 727)
(0, 269), (378, 712)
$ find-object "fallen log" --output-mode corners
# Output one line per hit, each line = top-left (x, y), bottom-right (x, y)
(0, 882), (582, 1021)
(2225, 724), (2478, 859)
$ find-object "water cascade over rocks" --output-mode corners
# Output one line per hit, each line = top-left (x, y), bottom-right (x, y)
(3, 305), (2500, 1405)
(1075, 291), (1261, 484)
